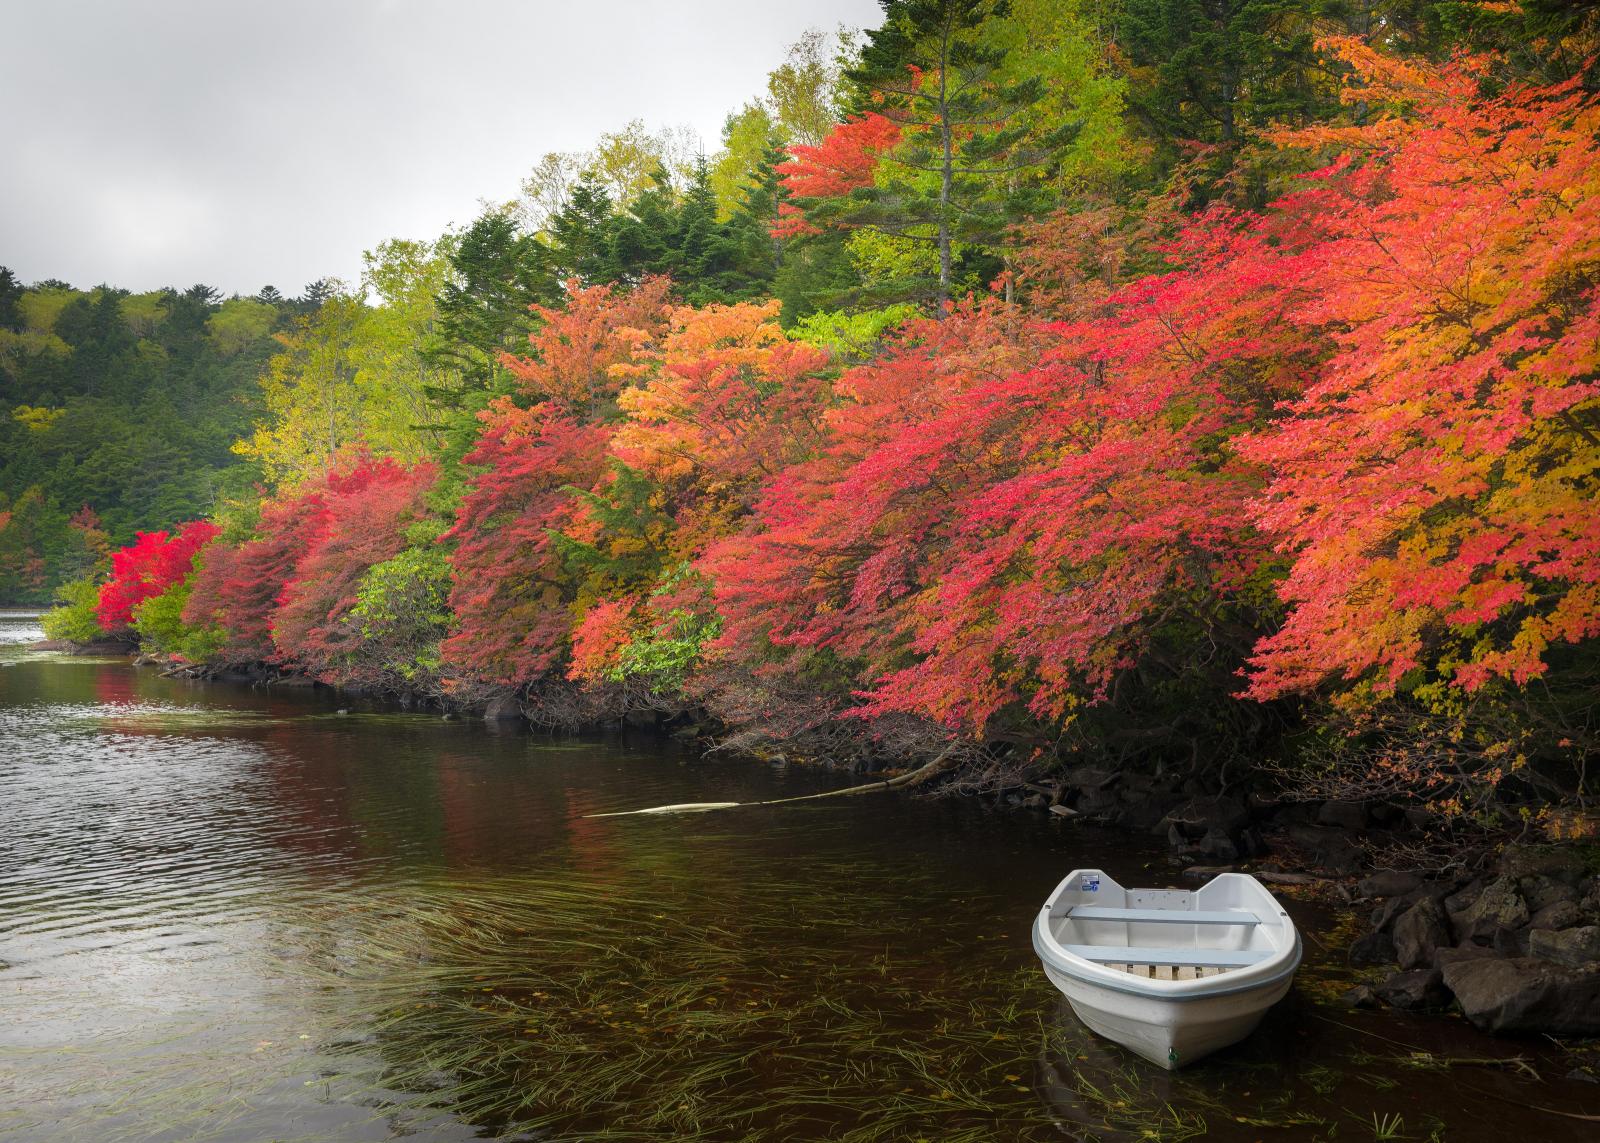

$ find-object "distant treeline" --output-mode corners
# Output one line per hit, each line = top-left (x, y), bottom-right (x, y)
(0, 274), (346, 601)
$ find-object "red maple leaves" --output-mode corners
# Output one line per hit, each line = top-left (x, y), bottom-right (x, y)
(97, 520), (219, 631)
(1241, 47), (1600, 698)
(772, 113), (901, 238)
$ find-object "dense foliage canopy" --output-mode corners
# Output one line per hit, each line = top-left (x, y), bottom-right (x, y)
(29, 0), (1599, 822)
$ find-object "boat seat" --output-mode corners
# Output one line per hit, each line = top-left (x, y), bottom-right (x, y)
(1062, 944), (1270, 968)
(1066, 906), (1260, 926)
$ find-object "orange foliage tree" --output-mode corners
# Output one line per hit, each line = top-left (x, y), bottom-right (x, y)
(442, 282), (671, 687)
(563, 300), (833, 684)
(1240, 42), (1600, 702)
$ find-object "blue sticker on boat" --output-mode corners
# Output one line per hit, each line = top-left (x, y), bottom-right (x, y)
(1081, 875), (1100, 892)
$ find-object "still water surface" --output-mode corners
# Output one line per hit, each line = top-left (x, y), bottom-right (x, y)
(0, 610), (1591, 1141)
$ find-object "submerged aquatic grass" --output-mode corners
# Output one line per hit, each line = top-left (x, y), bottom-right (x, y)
(286, 862), (1079, 1141)
(266, 858), (1576, 1143)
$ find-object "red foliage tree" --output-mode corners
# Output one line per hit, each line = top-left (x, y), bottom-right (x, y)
(96, 520), (220, 631)
(706, 212), (1321, 733)
(270, 458), (437, 682)
(772, 113), (901, 239)
(443, 404), (612, 686)
(183, 459), (395, 663)
(1240, 43), (1600, 699)
(567, 596), (638, 683)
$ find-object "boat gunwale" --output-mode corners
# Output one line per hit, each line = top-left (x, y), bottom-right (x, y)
(1032, 869), (1302, 1002)
(1033, 916), (1303, 1002)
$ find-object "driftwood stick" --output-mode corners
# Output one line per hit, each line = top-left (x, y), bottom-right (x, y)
(585, 742), (965, 818)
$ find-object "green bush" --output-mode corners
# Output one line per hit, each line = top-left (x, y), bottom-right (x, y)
(40, 576), (105, 643)
(787, 304), (919, 361)
(350, 546), (452, 681)
(131, 577), (225, 660)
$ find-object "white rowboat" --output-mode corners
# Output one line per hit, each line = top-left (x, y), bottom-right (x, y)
(1032, 869), (1301, 1069)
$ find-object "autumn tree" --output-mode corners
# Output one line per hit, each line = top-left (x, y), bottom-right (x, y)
(1241, 43), (1600, 705)
(270, 458), (438, 686)
(96, 520), (219, 632)
(442, 282), (671, 687)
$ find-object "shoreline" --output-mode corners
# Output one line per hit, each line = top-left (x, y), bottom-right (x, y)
(37, 638), (1596, 1046)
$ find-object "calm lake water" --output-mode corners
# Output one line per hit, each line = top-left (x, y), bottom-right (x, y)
(0, 609), (1592, 1141)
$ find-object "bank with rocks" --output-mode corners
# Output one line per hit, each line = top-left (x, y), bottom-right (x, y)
(1010, 768), (1600, 1041)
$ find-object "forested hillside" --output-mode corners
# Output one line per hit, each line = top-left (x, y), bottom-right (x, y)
(27, 0), (1600, 832)
(0, 274), (327, 600)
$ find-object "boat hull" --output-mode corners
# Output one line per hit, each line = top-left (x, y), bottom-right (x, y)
(1031, 870), (1301, 1069)
(1040, 959), (1292, 1069)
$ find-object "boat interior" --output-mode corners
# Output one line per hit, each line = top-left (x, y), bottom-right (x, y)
(1049, 875), (1283, 979)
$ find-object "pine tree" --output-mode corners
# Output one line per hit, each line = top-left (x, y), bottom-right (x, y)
(842, 0), (1077, 306)
(428, 211), (557, 394)
(549, 178), (622, 285)
(608, 167), (678, 284)
(0, 267), (23, 331)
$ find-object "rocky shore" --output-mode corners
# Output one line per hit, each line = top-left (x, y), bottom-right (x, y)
(1341, 850), (1600, 1035)
(1026, 766), (1600, 1040)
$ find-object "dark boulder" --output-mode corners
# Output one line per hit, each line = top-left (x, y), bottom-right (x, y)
(1501, 846), (1591, 884)
(1236, 826), (1268, 859)
(1376, 968), (1449, 1010)
(1433, 945), (1501, 970)
(1063, 766), (1119, 791)
(1529, 925), (1600, 968)
(1116, 789), (1172, 832)
(1286, 825), (1366, 874)
(1160, 796), (1249, 840)
(1394, 897), (1451, 970)
(1452, 875), (1529, 945)
(1530, 900), (1586, 932)
(1441, 958), (1600, 1036)
(1444, 879), (1486, 916)
(1518, 874), (1579, 914)
(1371, 891), (1422, 933)
(1076, 787), (1123, 819)
(1349, 930), (1398, 967)
(1491, 927), (1530, 958)
(1341, 984), (1381, 1009)
(1189, 828), (1240, 863)
(1357, 871), (1423, 900)
(1316, 800), (1371, 832)
(482, 693), (523, 721)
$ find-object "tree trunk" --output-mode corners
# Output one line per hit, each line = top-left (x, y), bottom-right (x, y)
(937, 17), (953, 311)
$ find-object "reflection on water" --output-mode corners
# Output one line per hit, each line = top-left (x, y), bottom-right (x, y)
(0, 612), (1591, 1141)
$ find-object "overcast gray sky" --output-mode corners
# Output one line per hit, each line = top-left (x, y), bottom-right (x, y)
(3, 0), (880, 297)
